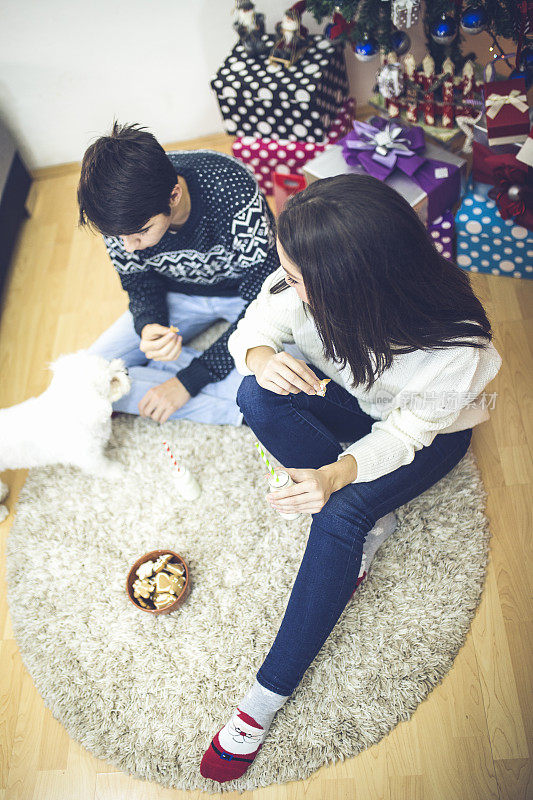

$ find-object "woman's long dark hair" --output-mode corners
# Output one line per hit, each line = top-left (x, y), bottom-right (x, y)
(274, 174), (492, 389)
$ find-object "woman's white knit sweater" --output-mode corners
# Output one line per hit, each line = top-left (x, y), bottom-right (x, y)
(228, 267), (502, 484)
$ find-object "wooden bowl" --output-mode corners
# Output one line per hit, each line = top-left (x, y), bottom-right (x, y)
(126, 549), (190, 615)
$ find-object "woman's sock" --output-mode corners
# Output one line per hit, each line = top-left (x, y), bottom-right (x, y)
(200, 680), (289, 783)
(353, 511), (397, 592)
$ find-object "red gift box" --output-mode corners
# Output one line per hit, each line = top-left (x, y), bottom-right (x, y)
(482, 77), (530, 146)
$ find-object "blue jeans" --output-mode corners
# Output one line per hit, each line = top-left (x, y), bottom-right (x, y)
(88, 292), (246, 426)
(236, 370), (473, 696)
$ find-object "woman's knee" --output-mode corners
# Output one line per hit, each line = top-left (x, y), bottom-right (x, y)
(237, 375), (280, 420)
(314, 488), (375, 543)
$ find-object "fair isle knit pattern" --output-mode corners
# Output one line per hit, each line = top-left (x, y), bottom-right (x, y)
(103, 150), (279, 397)
(228, 268), (503, 484)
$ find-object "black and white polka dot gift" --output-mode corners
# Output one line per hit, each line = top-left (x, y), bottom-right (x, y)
(211, 34), (349, 142)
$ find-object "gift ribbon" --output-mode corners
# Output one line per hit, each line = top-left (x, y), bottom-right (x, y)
(485, 89), (529, 120)
(472, 142), (533, 231)
(488, 163), (533, 227)
(339, 117), (461, 223)
(456, 112), (483, 154)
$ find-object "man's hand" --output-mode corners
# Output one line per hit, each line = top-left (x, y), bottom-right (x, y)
(246, 347), (322, 396)
(138, 377), (191, 423)
(267, 457), (358, 515)
(140, 324), (182, 361)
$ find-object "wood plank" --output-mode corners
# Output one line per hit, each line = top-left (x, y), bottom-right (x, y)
(4, 669), (45, 800)
(471, 565), (529, 760)
(494, 757), (532, 800)
(38, 707), (70, 771)
(0, 642), (24, 788)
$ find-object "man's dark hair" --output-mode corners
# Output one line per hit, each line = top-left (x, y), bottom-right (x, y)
(77, 121), (177, 236)
(274, 173), (493, 391)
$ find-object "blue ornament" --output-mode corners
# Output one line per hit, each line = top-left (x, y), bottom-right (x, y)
(510, 66), (533, 90)
(324, 22), (334, 38)
(518, 45), (533, 71)
(391, 29), (411, 55)
(460, 4), (487, 35)
(354, 34), (378, 62)
(430, 13), (457, 45)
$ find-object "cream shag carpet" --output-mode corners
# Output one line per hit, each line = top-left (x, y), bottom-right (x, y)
(6, 415), (490, 793)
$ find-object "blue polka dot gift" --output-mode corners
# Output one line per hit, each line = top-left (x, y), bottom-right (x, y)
(210, 34), (348, 143)
(455, 183), (533, 281)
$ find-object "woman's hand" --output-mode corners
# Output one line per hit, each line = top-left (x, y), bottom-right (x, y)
(267, 457), (358, 515)
(246, 347), (322, 396)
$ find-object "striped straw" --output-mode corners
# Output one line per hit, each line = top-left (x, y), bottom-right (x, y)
(163, 441), (181, 473)
(254, 441), (280, 484)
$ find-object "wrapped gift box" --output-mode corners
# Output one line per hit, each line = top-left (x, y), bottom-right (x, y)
(428, 211), (455, 261)
(455, 183), (533, 280)
(211, 34), (349, 142)
(482, 77), (530, 146)
(303, 125), (467, 225)
(232, 98), (355, 193)
(473, 108), (533, 154)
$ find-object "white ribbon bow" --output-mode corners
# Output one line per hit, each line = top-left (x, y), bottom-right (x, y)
(456, 112), (483, 153)
(485, 89), (529, 120)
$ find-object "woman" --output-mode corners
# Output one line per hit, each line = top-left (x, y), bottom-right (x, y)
(200, 174), (502, 782)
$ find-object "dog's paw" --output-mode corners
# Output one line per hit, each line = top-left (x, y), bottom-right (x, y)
(0, 480), (8, 504)
(0, 505), (9, 524)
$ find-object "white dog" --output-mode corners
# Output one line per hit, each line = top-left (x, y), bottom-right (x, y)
(0, 351), (131, 522)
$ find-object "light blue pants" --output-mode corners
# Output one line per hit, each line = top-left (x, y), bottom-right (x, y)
(88, 292), (247, 425)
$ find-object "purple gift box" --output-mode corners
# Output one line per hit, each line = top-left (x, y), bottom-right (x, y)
(428, 211), (455, 261)
(339, 117), (462, 224)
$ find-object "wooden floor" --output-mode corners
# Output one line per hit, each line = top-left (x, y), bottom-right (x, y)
(0, 132), (532, 800)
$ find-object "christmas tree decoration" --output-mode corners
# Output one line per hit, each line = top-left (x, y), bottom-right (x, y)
(430, 13), (458, 46)
(391, 29), (411, 55)
(460, 4), (487, 35)
(354, 33), (379, 62)
(325, 10), (355, 41)
(269, 3), (310, 67)
(374, 51), (483, 132)
(391, 0), (421, 30)
(232, 0), (268, 57)
(518, 43), (533, 71)
(377, 62), (404, 98)
(306, 0), (529, 72)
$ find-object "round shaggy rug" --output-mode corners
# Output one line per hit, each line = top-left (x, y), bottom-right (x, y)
(6, 415), (490, 793)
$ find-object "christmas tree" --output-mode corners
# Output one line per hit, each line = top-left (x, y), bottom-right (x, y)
(305, 0), (531, 74)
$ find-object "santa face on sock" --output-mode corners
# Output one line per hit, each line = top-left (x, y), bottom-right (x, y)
(218, 710), (264, 755)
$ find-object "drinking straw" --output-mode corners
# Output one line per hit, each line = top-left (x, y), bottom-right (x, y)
(163, 441), (182, 473)
(254, 442), (280, 484)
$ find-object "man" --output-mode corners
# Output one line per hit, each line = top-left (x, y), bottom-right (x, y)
(78, 122), (279, 425)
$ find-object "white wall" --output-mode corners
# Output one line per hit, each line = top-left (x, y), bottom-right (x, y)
(0, 0), (512, 169)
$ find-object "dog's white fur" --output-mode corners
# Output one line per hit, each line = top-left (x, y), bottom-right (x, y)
(0, 351), (131, 522)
